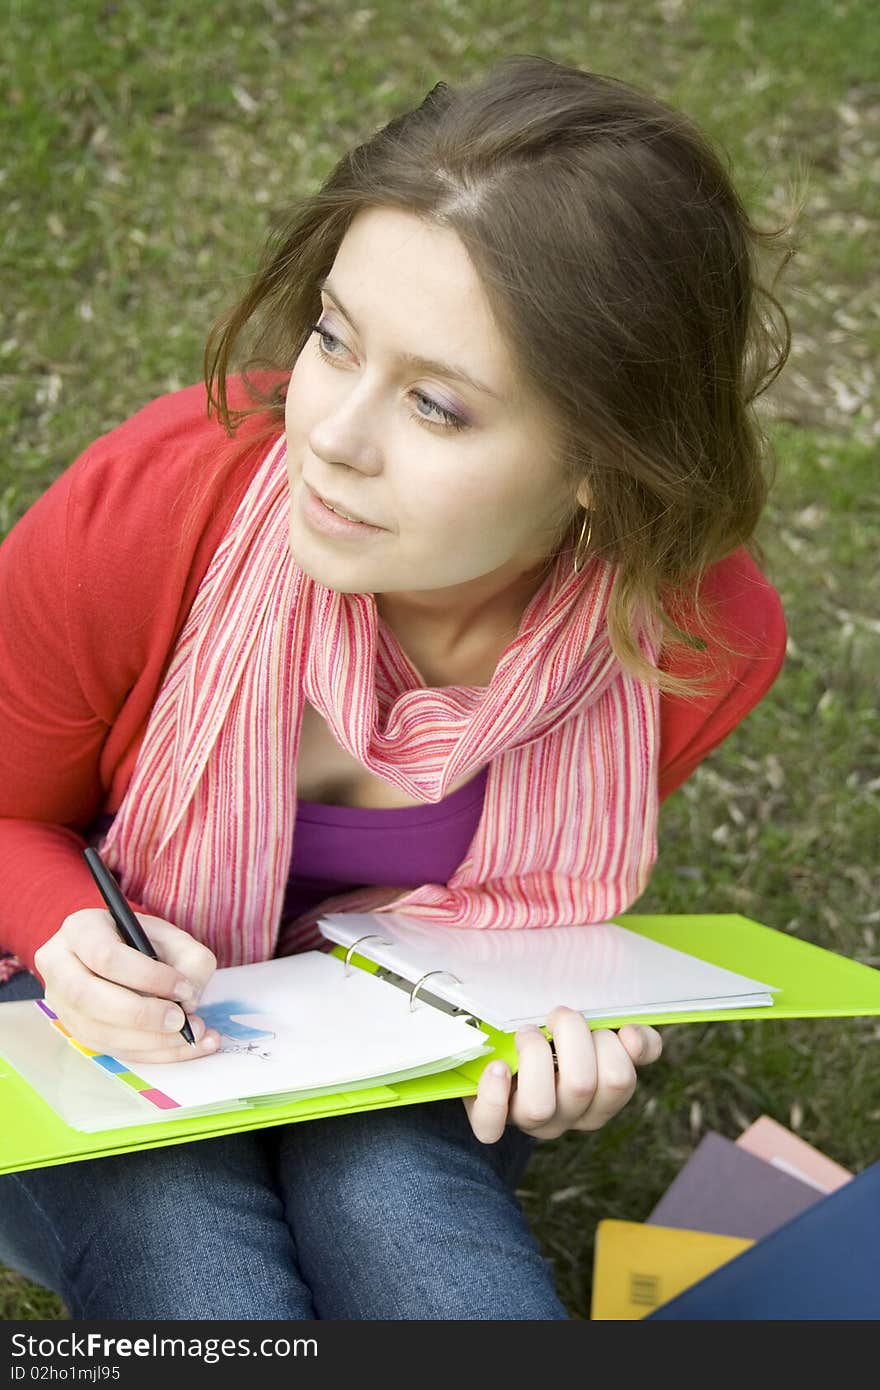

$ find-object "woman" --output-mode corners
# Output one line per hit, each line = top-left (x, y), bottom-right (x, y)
(0, 56), (791, 1318)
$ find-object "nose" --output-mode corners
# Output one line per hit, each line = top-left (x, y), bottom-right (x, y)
(308, 373), (384, 474)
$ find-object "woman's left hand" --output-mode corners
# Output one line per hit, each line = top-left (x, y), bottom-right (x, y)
(462, 1007), (663, 1143)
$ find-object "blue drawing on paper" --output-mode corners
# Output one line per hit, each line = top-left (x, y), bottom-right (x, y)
(199, 998), (278, 1061)
(199, 1000), (271, 1040)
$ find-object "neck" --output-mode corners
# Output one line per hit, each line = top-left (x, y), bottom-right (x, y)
(375, 558), (554, 658)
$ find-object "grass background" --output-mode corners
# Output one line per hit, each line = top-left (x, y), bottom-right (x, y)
(1, 0), (877, 1320)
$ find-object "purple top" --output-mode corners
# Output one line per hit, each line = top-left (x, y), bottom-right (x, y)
(93, 765), (489, 927)
(284, 767), (488, 921)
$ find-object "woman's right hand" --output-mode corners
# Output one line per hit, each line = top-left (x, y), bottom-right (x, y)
(33, 909), (222, 1064)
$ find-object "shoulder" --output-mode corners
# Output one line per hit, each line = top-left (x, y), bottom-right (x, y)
(660, 546), (786, 691)
(59, 372), (289, 607)
(65, 372), (288, 540)
(657, 547), (787, 799)
(3, 373), (288, 715)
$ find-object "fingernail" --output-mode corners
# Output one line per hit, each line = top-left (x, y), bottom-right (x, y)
(173, 979), (198, 1004)
(164, 1007), (184, 1031)
(487, 1061), (508, 1080)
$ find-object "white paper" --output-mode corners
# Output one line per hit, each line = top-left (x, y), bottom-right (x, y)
(316, 913), (779, 1031)
(108, 951), (489, 1108)
(0, 1002), (251, 1133)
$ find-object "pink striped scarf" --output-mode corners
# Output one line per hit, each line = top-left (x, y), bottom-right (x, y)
(99, 434), (661, 965)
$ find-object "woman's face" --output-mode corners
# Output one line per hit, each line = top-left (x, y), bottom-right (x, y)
(284, 206), (588, 623)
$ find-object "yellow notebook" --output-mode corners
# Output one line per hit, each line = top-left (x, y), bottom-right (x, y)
(590, 1220), (753, 1319)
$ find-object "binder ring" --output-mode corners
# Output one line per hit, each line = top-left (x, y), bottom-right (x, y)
(409, 970), (462, 1012)
(343, 934), (393, 976)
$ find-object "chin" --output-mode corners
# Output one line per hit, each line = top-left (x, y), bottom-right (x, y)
(286, 532), (363, 594)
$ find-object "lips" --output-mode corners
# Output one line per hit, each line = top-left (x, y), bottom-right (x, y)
(308, 483), (377, 527)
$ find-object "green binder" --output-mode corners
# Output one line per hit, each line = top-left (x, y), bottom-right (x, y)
(1, 912), (878, 1177)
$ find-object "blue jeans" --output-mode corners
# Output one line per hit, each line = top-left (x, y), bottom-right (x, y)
(0, 970), (568, 1320)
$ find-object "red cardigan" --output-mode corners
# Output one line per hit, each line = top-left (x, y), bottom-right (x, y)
(0, 376), (787, 978)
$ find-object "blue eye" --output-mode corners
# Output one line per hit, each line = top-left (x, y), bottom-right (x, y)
(311, 322), (346, 359)
(308, 323), (467, 432)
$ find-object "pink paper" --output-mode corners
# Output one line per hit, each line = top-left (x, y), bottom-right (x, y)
(736, 1115), (852, 1194)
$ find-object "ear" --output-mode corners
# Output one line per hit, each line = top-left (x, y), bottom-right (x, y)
(575, 481), (592, 511)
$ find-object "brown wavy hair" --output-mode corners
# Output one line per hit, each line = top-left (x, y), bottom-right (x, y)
(202, 54), (801, 700)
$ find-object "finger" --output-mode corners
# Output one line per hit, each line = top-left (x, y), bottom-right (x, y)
(618, 1024), (663, 1066)
(569, 1028), (638, 1132)
(69, 916), (202, 1007)
(542, 1006), (598, 1126)
(47, 956), (200, 1045)
(110, 1018), (223, 1065)
(462, 1060), (512, 1144)
(55, 1006), (222, 1063)
(506, 1025), (558, 1135)
(69, 1011), (222, 1063)
(136, 917), (218, 996)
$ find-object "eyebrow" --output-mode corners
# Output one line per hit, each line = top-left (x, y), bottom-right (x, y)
(317, 277), (504, 402)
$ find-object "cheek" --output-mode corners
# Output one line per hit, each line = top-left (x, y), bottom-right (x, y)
(284, 359), (314, 438)
(394, 466), (524, 549)
(402, 474), (488, 538)
(456, 475), (523, 534)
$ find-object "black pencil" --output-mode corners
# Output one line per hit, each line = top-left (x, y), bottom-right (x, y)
(83, 846), (197, 1046)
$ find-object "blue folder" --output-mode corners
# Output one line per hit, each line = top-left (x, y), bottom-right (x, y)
(645, 1159), (880, 1319)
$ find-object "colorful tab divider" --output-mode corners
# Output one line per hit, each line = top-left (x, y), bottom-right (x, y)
(34, 999), (180, 1111)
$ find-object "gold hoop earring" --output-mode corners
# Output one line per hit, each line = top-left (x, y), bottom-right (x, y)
(572, 508), (593, 574)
